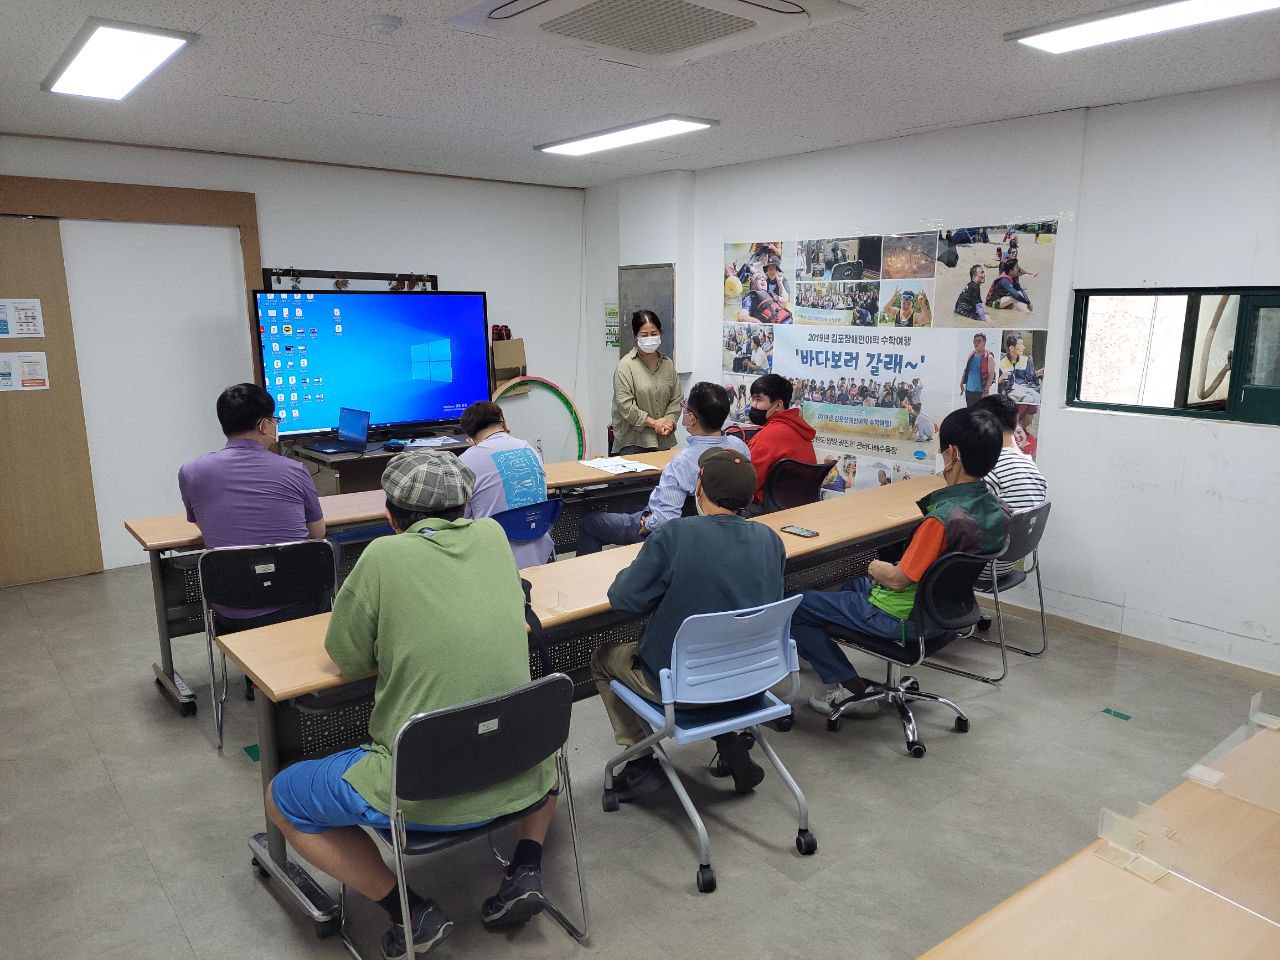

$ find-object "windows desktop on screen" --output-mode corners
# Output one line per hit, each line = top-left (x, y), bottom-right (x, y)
(255, 291), (489, 435)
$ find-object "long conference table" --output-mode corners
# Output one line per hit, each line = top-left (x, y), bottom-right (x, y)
(216, 474), (944, 936)
(123, 450), (678, 716)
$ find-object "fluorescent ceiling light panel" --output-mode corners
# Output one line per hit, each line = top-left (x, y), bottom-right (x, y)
(43, 19), (196, 100)
(537, 117), (716, 156)
(1009, 0), (1280, 53)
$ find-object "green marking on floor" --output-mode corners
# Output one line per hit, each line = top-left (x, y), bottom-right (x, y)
(244, 743), (260, 762)
(1102, 708), (1131, 721)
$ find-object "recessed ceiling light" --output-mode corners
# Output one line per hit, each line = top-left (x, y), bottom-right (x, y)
(1008, 0), (1280, 53)
(537, 116), (717, 157)
(42, 19), (197, 100)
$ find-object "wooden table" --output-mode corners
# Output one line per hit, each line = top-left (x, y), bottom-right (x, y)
(124, 448), (677, 716)
(918, 729), (1280, 960)
(220, 475), (941, 932)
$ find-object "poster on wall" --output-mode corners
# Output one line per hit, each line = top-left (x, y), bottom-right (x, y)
(721, 220), (1055, 489)
(0, 299), (45, 338)
(0, 352), (51, 390)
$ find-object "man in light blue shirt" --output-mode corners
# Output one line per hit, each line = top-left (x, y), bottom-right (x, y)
(458, 401), (555, 568)
(576, 382), (750, 555)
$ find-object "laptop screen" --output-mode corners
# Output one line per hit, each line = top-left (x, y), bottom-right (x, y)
(337, 407), (370, 444)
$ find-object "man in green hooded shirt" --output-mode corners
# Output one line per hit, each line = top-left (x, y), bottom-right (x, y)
(790, 405), (1008, 718)
(266, 450), (557, 959)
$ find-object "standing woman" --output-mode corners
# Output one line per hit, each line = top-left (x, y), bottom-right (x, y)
(610, 309), (683, 455)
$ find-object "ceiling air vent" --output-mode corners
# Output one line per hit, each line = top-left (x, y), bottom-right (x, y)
(450, 0), (862, 67)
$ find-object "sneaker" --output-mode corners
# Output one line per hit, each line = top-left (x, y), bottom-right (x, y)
(613, 756), (667, 801)
(808, 685), (878, 717)
(713, 733), (765, 794)
(381, 899), (454, 960)
(481, 866), (548, 929)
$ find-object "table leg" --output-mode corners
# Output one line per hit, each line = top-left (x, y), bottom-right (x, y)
(247, 692), (340, 933)
(148, 550), (197, 716)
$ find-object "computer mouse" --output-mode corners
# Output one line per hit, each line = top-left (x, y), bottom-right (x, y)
(382, 441), (405, 452)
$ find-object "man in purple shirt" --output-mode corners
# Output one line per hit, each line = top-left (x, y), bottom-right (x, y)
(178, 383), (326, 625)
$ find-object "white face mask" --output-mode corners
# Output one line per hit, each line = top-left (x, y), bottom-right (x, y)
(636, 335), (661, 354)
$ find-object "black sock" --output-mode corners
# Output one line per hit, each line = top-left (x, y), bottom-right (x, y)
(841, 677), (868, 697)
(377, 885), (427, 924)
(512, 839), (543, 871)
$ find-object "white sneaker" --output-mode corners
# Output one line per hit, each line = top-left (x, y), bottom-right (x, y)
(808, 685), (878, 717)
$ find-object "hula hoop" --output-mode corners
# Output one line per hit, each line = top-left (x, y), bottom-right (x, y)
(492, 376), (586, 460)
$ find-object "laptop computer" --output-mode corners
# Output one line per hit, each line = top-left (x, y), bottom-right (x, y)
(304, 407), (370, 455)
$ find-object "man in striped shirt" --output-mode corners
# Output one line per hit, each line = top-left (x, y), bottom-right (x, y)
(576, 382), (750, 554)
(975, 395), (1047, 577)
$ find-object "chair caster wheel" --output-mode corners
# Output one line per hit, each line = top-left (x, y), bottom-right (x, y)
(826, 715), (841, 732)
(708, 754), (732, 778)
(977, 617), (992, 632)
(696, 865), (717, 893)
(795, 830), (817, 855)
(954, 716), (970, 733)
(244, 676), (256, 701)
(314, 917), (340, 939)
(901, 676), (920, 693)
(740, 732), (755, 749)
(907, 741), (926, 758)
(773, 715), (793, 732)
(251, 857), (269, 879)
(601, 789), (619, 813)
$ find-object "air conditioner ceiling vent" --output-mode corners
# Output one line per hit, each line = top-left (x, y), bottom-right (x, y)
(451, 0), (862, 67)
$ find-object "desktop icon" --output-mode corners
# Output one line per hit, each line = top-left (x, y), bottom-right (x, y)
(303, 394), (311, 402)
(274, 376), (283, 386)
(270, 325), (278, 334)
(288, 376), (297, 385)
(283, 324), (293, 335)
(334, 324), (343, 334)
(276, 393), (285, 403)
(292, 409), (300, 418)
(290, 392), (298, 401)
(273, 360), (281, 369)
(271, 343), (280, 352)
(300, 359), (308, 368)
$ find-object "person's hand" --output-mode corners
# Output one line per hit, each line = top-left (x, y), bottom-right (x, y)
(657, 418), (676, 436)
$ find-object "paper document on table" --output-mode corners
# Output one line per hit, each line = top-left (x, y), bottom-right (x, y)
(406, 436), (458, 448)
(578, 457), (654, 475)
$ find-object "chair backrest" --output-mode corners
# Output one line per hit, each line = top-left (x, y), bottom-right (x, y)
(1001, 500), (1051, 564)
(391, 673), (572, 803)
(912, 549), (1002, 634)
(723, 423), (759, 444)
(666, 596), (802, 705)
(762, 459), (834, 513)
(198, 539), (336, 610)
(490, 498), (564, 544)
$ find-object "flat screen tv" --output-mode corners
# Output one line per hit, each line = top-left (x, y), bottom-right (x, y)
(253, 290), (490, 436)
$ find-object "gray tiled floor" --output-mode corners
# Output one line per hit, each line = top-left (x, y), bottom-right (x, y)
(2, 565), (1276, 960)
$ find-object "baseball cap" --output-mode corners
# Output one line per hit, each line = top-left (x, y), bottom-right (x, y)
(697, 447), (756, 510)
(381, 450), (474, 513)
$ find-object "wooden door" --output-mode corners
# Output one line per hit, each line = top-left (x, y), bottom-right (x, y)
(0, 216), (103, 585)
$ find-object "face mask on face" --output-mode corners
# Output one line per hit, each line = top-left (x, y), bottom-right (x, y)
(636, 335), (661, 354)
(747, 407), (769, 427)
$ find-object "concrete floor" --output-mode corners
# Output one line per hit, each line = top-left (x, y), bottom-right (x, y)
(1, 564), (1274, 960)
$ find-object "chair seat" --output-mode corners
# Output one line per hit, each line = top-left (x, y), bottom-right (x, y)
(374, 792), (552, 856)
(975, 568), (1027, 593)
(825, 624), (922, 664)
(610, 681), (791, 745)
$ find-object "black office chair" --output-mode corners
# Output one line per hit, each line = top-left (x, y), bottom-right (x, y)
(340, 673), (588, 958)
(198, 539), (336, 748)
(761, 459), (836, 513)
(822, 548), (1001, 757)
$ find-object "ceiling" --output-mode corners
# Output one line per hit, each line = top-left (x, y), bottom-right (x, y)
(2, 0), (1279, 189)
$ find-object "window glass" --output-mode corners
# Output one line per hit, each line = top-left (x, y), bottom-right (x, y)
(1186, 294), (1238, 407)
(1078, 295), (1186, 406)
(1248, 307), (1280, 388)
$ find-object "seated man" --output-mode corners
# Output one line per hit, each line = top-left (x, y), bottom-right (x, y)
(458, 400), (554, 567)
(744, 374), (817, 510)
(591, 449), (786, 798)
(975, 394), (1047, 578)
(178, 383), (325, 627)
(576, 381), (750, 555)
(791, 406), (1007, 716)
(266, 451), (559, 958)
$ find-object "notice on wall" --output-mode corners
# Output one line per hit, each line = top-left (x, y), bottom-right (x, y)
(721, 222), (1056, 493)
(0, 352), (50, 390)
(603, 299), (620, 348)
(0, 299), (45, 338)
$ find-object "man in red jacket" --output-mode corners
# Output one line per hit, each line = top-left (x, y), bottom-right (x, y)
(745, 373), (817, 509)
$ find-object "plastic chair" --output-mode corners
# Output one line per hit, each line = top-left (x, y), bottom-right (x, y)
(197, 539), (336, 748)
(601, 596), (815, 893)
(491, 498), (563, 562)
(822, 549), (1000, 757)
(340, 673), (588, 957)
(761, 459), (834, 513)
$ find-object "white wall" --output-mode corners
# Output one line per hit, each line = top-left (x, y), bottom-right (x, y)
(60, 221), (253, 569)
(596, 80), (1280, 675)
(0, 136), (587, 563)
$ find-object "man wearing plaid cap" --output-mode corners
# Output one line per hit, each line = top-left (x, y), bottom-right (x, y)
(266, 451), (560, 957)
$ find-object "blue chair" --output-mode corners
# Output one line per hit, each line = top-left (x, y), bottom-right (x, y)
(601, 596), (815, 893)
(491, 498), (564, 559)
